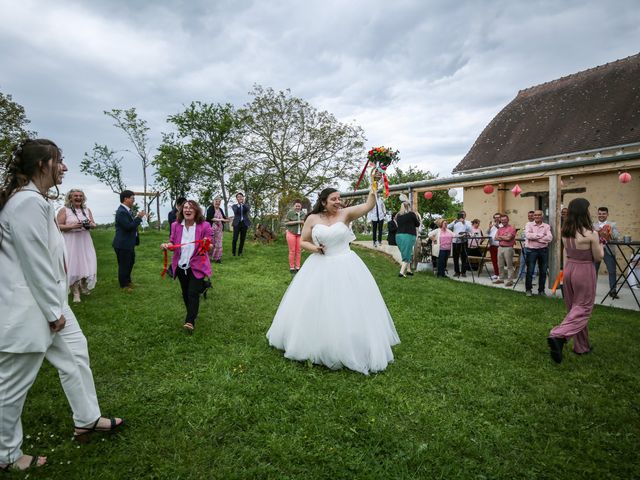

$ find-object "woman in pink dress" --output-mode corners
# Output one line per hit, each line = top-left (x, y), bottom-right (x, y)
(57, 189), (97, 303)
(547, 198), (603, 363)
(206, 197), (230, 263)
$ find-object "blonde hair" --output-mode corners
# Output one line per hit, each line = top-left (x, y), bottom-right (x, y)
(64, 189), (86, 208)
(397, 201), (411, 217)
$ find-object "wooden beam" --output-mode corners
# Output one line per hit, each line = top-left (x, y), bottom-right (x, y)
(497, 183), (505, 214)
(548, 175), (561, 288)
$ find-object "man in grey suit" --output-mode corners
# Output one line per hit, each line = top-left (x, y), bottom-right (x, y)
(594, 206), (621, 298)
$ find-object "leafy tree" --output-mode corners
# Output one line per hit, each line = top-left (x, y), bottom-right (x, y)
(166, 102), (238, 212)
(385, 166), (461, 221)
(0, 91), (36, 177)
(80, 143), (127, 194)
(237, 85), (366, 215)
(153, 133), (194, 203)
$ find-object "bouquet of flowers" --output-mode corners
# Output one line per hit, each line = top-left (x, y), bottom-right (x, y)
(356, 146), (400, 197)
(367, 146), (400, 168)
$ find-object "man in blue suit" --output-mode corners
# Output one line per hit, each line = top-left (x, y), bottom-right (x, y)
(231, 192), (251, 256)
(112, 190), (146, 290)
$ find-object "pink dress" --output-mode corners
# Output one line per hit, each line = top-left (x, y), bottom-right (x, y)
(61, 207), (97, 289)
(210, 208), (224, 261)
(549, 237), (596, 353)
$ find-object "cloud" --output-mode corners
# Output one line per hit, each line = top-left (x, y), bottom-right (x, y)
(1, 0), (639, 219)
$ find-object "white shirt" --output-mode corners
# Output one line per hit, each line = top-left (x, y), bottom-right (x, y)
(366, 198), (386, 222)
(178, 221), (196, 270)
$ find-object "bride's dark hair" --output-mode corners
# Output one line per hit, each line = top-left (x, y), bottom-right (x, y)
(310, 188), (338, 215)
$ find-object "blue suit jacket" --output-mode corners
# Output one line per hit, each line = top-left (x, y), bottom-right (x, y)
(232, 203), (251, 228)
(112, 205), (142, 250)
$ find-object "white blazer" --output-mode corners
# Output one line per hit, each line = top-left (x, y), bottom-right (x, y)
(0, 182), (67, 353)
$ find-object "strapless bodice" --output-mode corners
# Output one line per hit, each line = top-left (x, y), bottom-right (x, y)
(311, 222), (356, 257)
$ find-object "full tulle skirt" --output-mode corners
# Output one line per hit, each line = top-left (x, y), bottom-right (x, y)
(266, 250), (399, 375)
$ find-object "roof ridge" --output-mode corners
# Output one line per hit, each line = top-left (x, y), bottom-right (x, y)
(517, 52), (640, 96)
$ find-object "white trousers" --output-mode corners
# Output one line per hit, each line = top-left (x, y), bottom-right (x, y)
(0, 304), (100, 464)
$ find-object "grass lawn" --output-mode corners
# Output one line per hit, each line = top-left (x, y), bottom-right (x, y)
(19, 229), (639, 479)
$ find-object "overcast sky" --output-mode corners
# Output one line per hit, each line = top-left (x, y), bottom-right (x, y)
(1, 0), (638, 222)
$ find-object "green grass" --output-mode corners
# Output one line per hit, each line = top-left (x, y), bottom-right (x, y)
(17, 229), (640, 479)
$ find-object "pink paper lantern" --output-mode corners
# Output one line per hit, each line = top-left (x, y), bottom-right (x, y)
(619, 172), (632, 184)
(423, 191), (433, 200)
(483, 184), (494, 194)
(511, 184), (522, 197)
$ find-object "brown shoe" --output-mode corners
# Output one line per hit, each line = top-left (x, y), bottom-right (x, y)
(505, 281), (514, 287)
(492, 279), (504, 284)
(121, 286), (134, 293)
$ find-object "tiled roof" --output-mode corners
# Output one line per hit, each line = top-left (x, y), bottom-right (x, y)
(454, 53), (640, 172)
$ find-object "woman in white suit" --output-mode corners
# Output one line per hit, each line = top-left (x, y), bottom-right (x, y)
(0, 140), (122, 472)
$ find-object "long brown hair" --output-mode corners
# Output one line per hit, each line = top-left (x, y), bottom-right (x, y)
(177, 200), (205, 224)
(562, 198), (593, 238)
(0, 139), (62, 210)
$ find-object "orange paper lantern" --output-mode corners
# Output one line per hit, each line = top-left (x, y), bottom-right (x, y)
(423, 191), (433, 199)
(483, 184), (494, 194)
(619, 172), (632, 183)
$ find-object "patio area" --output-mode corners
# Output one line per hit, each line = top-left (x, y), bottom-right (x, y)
(354, 240), (640, 312)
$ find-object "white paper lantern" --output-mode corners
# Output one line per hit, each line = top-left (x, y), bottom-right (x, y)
(448, 188), (457, 198)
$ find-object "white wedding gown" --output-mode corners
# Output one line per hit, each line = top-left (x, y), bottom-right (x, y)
(266, 222), (400, 375)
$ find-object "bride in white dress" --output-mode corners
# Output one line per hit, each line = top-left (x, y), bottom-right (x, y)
(266, 184), (400, 375)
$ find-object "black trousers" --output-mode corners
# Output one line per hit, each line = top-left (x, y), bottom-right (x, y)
(452, 243), (469, 274)
(232, 224), (248, 255)
(114, 248), (135, 288)
(371, 221), (384, 243)
(176, 267), (204, 326)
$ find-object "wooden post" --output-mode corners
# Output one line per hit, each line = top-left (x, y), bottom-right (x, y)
(156, 195), (161, 230)
(411, 189), (418, 210)
(497, 183), (505, 214)
(548, 175), (561, 288)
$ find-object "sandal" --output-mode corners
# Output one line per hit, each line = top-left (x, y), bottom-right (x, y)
(0, 455), (46, 471)
(183, 323), (194, 333)
(74, 417), (124, 444)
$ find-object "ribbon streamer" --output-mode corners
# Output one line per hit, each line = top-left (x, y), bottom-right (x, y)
(162, 237), (212, 277)
(354, 161), (390, 197)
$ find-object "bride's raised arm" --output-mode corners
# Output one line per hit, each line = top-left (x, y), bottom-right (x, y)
(343, 190), (377, 224)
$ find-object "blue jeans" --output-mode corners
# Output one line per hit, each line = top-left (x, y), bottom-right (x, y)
(437, 250), (450, 277)
(595, 248), (617, 292)
(526, 247), (548, 293)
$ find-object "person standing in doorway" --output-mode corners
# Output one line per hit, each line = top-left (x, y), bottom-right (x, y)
(112, 190), (146, 290)
(367, 195), (386, 247)
(594, 206), (621, 298)
(231, 192), (251, 256)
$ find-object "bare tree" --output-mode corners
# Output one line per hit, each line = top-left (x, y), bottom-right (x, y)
(80, 143), (127, 194)
(105, 108), (152, 210)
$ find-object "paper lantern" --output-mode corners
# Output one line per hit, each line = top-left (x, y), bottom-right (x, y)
(619, 172), (632, 183)
(511, 184), (522, 197)
(483, 184), (494, 194)
(423, 191), (433, 200)
(448, 188), (457, 198)
(560, 179), (566, 187)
